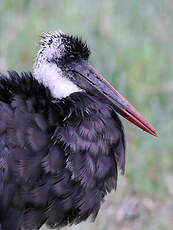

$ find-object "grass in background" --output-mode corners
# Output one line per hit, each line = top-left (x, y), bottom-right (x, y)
(0, 0), (173, 229)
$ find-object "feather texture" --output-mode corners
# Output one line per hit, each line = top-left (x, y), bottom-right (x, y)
(0, 71), (125, 230)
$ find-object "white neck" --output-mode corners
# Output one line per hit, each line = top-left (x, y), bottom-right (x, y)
(34, 62), (83, 99)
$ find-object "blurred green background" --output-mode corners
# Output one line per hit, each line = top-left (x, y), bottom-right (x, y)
(0, 0), (173, 229)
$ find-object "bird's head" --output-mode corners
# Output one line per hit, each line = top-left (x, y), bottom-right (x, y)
(34, 31), (91, 99)
(34, 31), (158, 136)
(34, 31), (90, 71)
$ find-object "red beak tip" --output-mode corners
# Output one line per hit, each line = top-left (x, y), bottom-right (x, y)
(148, 129), (158, 137)
(154, 131), (159, 137)
(88, 65), (158, 138)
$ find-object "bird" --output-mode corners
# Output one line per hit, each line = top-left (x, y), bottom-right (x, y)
(0, 31), (158, 230)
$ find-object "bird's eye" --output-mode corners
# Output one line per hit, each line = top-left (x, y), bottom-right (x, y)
(68, 55), (76, 62)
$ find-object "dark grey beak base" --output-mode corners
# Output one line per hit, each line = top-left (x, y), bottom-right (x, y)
(71, 61), (158, 136)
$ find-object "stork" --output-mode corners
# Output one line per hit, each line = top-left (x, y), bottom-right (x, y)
(0, 31), (157, 230)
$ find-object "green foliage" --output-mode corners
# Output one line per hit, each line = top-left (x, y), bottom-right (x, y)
(0, 0), (173, 229)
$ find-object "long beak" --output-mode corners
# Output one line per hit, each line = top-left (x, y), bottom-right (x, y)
(73, 61), (158, 137)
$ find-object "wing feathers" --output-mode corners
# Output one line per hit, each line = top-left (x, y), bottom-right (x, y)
(0, 72), (126, 229)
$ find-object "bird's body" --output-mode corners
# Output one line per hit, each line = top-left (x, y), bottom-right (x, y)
(0, 32), (157, 230)
(0, 71), (125, 229)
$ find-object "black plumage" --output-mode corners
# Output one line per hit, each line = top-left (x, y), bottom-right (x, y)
(0, 71), (125, 229)
(0, 32), (157, 230)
